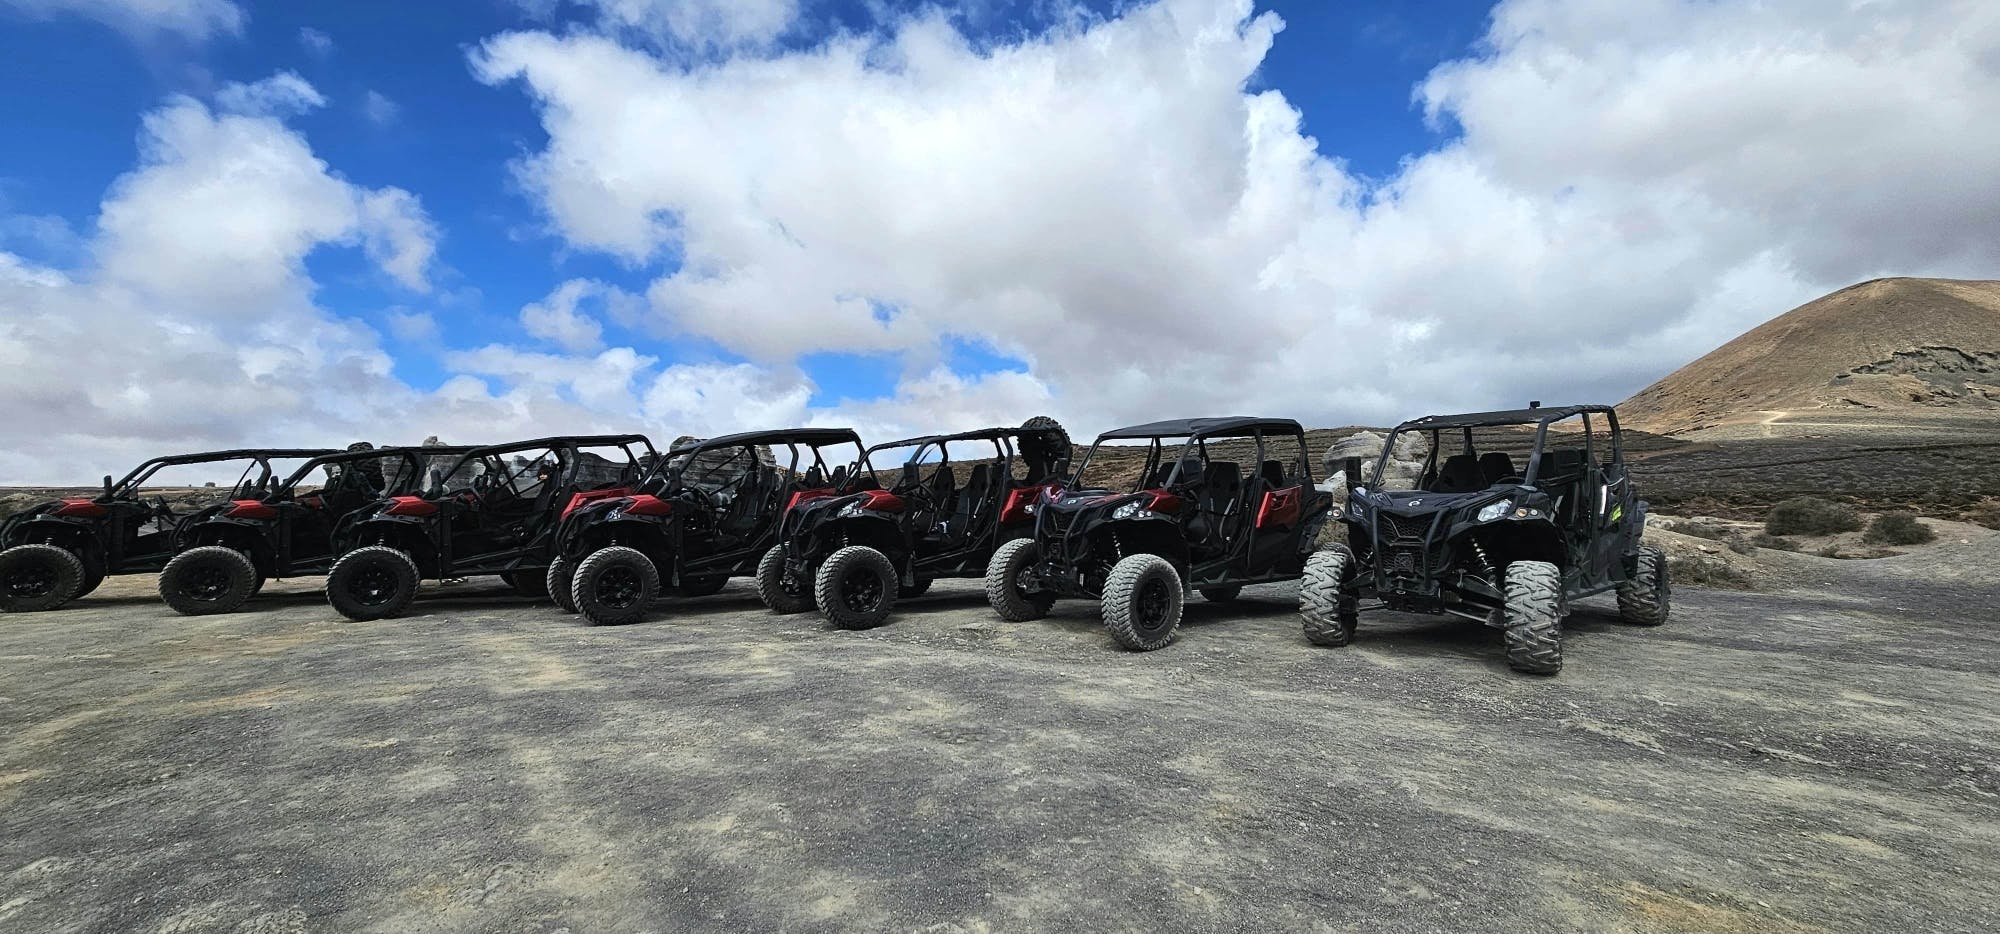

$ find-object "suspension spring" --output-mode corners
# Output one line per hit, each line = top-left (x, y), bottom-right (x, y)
(1468, 535), (1497, 579)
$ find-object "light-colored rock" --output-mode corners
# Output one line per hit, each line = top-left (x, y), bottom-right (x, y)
(1322, 430), (1428, 493)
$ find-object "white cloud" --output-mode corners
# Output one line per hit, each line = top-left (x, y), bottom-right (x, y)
(519, 278), (610, 352)
(361, 89), (399, 126)
(298, 25), (332, 57)
(214, 71), (325, 116)
(473, 0), (2000, 436)
(520, 0), (800, 50)
(91, 78), (436, 311)
(1, 0), (243, 41)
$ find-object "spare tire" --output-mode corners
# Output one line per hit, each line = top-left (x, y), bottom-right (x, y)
(1018, 415), (1071, 480)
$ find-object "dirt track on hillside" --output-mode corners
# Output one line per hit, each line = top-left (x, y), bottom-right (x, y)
(2, 543), (1997, 932)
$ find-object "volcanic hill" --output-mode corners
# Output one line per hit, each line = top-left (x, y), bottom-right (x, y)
(1620, 277), (2000, 436)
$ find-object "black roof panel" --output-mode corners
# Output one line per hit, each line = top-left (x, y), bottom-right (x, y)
(1395, 405), (1614, 431)
(1097, 416), (1301, 440)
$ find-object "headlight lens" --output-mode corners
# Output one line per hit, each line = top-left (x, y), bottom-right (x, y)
(838, 501), (865, 517)
(1476, 500), (1513, 523)
(1111, 501), (1148, 520)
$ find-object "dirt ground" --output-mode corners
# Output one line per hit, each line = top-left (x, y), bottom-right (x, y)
(3, 542), (1998, 933)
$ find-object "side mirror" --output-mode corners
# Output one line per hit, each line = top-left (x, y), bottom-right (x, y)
(1342, 457), (1363, 493)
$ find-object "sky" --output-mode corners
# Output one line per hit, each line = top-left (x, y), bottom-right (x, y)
(0, 0), (1996, 483)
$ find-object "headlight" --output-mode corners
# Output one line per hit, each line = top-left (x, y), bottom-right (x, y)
(838, 501), (865, 517)
(1351, 486), (1368, 498)
(1111, 501), (1148, 520)
(1476, 500), (1514, 523)
(1023, 503), (1038, 515)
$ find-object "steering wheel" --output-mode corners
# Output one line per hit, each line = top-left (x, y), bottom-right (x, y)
(676, 486), (718, 513)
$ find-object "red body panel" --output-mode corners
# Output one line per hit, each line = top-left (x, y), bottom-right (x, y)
(1256, 485), (1303, 530)
(385, 496), (440, 517)
(858, 489), (905, 513)
(622, 494), (673, 516)
(1000, 482), (1062, 524)
(225, 500), (279, 520)
(562, 487), (633, 518)
(785, 488), (835, 513)
(1144, 489), (1184, 513)
(53, 498), (107, 518)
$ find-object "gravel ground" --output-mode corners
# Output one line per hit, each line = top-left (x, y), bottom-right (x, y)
(2, 543), (1997, 933)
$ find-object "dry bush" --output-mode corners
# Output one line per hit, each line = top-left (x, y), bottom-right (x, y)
(1863, 511), (1936, 546)
(1764, 497), (1862, 536)
(1747, 532), (1801, 552)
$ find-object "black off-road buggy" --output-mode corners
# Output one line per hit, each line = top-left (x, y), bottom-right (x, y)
(549, 428), (866, 625)
(985, 417), (1332, 650)
(156, 445), (472, 615)
(1300, 404), (1668, 674)
(323, 435), (656, 620)
(769, 417), (1070, 629)
(0, 448), (335, 613)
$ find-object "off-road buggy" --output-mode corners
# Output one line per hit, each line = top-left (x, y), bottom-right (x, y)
(770, 417), (1070, 629)
(549, 428), (866, 625)
(324, 435), (655, 620)
(156, 445), (472, 615)
(1300, 403), (1668, 674)
(0, 448), (336, 613)
(985, 417), (1332, 650)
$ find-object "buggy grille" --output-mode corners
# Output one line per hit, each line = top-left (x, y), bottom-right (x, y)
(1380, 514), (1431, 543)
(1388, 548), (1421, 575)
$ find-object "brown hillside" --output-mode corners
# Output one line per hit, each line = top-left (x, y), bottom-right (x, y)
(1621, 277), (2000, 435)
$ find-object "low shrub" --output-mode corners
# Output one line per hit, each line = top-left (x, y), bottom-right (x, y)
(1669, 555), (1754, 590)
(1674, 519), (1733, 541)
(1747, 532), (1800, 552)
(1863, 511), (1935, 546)
(1764, 497), (1862, 536)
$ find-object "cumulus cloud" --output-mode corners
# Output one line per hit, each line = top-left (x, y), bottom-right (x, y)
(1, 0), (244, 41)
(519, 0), (800, 50)
(518, 278), (611, 352)
(473, 0), (2000, 436)
(0, 79), (499, 483)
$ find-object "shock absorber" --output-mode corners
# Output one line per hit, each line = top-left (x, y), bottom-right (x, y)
(1468, 534), (1497, 581)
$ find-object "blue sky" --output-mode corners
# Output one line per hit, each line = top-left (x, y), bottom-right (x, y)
(0, 0), (1494, 401)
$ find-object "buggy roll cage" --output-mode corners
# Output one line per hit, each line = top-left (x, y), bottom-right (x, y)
(654, 428), (865, 491)
(107, 449), (341, 501)
(844, 426), (1052, 493)
(267, 446), (476, 502)
(426, 435), (658, 497)
(1068, 417), (1314, 492)
(1379, 405), (1624, 491)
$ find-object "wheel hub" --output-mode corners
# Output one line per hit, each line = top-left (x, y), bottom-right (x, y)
(1137, 578), (1172, 634)
(596, 566), (643, 609)
(840, 567), (884, 612)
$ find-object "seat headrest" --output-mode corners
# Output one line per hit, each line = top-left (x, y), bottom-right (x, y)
(1436, 454), (1485, 493)
(1260, 459), (1284, 487)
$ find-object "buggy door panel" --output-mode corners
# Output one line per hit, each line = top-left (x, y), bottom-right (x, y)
(1244, 430), (1313, 574)
(1591, 415), (1637, 584)
(457, 448), (559, 559)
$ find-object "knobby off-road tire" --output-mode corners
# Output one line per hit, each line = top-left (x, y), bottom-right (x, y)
(1616, 545), (1670, 626)
(546, 555), (578, 614)
(76, 553), (107, 600)
(678, 575), (729, 598)
(985, 537), (1054, 621)
(898, 577), (933, 599)
(571, 546), (659, 626)
(1198, 584), (1242, 603)
(815, 545), (898, 630)
(1102, 553), (1184, 651)
(503, 569), (549, 599)
(755, 545), (813, 614)
(327, 546), (420, 621)
(1502, 560), (1563, 675)
(0, 544), (84, 612)
(159, 546), (259, 616)
(1299, 548), (1360, 647)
